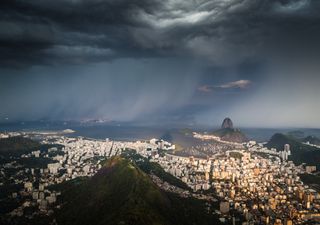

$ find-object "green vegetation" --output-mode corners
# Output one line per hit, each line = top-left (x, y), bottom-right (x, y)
(17, 157), (57, 168)
(212, 128), (248, 143)
(55, 156), (221, 225)
(253, 152), (273, 159)
(212, 128), (234, 136)
(0, 137), (40, 157)
(0, 183), (22, 200)
(302, 136), (320, 145)
(0, 183), (22, 216)
(266, 133), (320, 168)
(229, 152), (243, 160)
(0, 197), (19, 215)
(286, 130), (320, 145)
(48, 177), (88, 193)
(0, 137), (63, 168)
(299, 173), (320, 186)
(121, 150), (191, 190)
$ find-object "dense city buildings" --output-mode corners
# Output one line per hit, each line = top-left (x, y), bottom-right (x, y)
(0, 131), (319, 224)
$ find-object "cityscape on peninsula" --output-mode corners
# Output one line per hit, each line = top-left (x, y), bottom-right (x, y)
(0, 118), (319, 225)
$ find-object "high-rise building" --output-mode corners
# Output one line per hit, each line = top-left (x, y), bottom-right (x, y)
(284, 144), (290, 152)
(284, 144), (291, 156)
(280, 151), (288, 161)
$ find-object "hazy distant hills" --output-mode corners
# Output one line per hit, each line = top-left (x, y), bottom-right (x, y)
(287, 130), (320, 145)
(55, 156), (221, 225)
(302, 135), (320, 146)
(212, 118), (248, 143)
(266, 133), (320, 167)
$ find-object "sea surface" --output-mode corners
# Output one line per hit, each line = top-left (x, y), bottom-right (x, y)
(1, 121), (320, 147)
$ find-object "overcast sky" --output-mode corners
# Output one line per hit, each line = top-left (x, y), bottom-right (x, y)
(1, 0), (320, 128)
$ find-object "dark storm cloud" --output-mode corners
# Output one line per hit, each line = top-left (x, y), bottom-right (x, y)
(0, 0), (162, 67)
(1, 0), (320, 67)
(1, 0), (320, 127)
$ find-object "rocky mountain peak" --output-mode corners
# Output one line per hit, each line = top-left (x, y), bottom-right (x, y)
(221, 117), (233, 129)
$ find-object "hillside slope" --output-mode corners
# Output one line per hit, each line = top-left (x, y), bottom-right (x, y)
(265, 133), (320, 167)
(55, 156), (221, 225)
(213, 128), (248, 143)
(302, 135), (320, 146)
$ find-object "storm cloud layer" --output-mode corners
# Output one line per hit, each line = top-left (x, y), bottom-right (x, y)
(1, 0), (320, 67)
(1, 0), (320, 127)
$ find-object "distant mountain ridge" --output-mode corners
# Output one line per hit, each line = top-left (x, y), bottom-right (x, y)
(302, 135), (320, 146)
(286, 130), (320, 146)
(266, 133), (320, 168)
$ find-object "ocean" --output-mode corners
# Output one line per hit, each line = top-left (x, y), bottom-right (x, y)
(1, 121), (320, 147)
